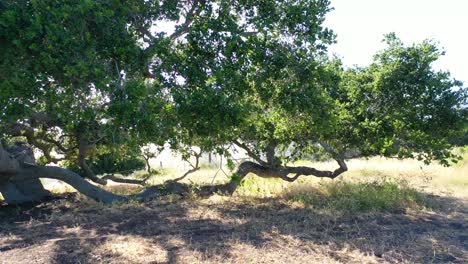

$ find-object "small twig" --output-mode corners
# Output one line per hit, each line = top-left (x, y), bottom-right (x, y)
(211, 156), (229, 185)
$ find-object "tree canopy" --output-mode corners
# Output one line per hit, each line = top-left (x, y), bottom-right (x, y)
(0, 0), (466, 204)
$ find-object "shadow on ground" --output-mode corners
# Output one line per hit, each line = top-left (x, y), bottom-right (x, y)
(1, 190), (467, 263)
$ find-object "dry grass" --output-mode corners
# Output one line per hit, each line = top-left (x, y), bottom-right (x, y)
(1, 193), (466, 263)
(1, 153), (468, 263)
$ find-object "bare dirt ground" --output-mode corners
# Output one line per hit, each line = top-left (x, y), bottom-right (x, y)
(1, 191), (467, 264)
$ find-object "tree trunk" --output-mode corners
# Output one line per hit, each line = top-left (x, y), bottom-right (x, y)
(144, 157), (151, 174)
(0, 143), (163, 204)
(0, 178), (51, 204)
(77, 138), (108, 185)
(0, 142), (51, 203)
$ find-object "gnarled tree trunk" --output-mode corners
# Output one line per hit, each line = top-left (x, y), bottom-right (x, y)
(0, 142), (51, 204)
(0, 142), (164, 204)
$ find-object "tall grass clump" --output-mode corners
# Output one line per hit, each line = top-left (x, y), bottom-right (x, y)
(236, 175), (287, 197)
(284, 178), (428, 213)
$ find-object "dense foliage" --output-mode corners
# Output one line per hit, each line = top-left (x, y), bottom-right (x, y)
(337, 34), (466, 165)
(0, 0), (466, 201)
(65, 153), (146, 177)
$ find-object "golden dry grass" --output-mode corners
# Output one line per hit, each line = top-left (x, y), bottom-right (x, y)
(1, 153), (467, 263)
(1, 192), (466, 263)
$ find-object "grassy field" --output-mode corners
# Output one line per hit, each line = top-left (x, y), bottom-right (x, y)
(1, 153), (467, 263)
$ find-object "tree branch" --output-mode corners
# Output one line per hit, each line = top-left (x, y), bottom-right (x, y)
(174, 149), (202, 182)
(265, 140), (278, 166)
(1, 145), (184, 204)
(102, 173), (149, 185)
(223, 159), (348, 194)
(9, 123), (64, 163)
(239, 31), (259, 37)
(233, 140), (268, 166)
(169, 0), (203, 40)
(77, 138), (108, 185)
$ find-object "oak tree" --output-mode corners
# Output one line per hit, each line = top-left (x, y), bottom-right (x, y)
(0, 0), (466, 203)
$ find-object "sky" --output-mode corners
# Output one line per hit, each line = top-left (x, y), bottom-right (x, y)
(323, 0), (468, 85)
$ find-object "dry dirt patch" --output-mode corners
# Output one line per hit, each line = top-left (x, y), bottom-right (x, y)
(1, 192), (467, 263)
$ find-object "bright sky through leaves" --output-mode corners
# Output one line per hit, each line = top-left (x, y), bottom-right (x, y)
(324, 0), (468, 85)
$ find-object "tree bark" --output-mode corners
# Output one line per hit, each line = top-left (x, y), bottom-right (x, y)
(77, 138), (108, 185)
(224, 160), (347, 194)
(0, 178), (51, 204)
(0, 142), (51, 203)
(0, 144), (165, 204)
(144, 157), (151, 174)
(102, 174), (149, 185)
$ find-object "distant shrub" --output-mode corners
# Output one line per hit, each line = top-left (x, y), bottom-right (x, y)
(66, 153), (145, 176)
(148, 168), (171, 176)
(457, 146), (468, 154)
(199, 163), (219, 170)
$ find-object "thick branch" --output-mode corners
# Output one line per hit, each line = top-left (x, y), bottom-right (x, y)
(265, 140), (278, 166)
(285, 159), (348, 179)
(40, 135), (74, 154)
(102, 174), (149, 185)
(233, 140), (268, 166)
(318, 141), (340, 158)
(77, 138), (107, 185)
(9, 123), (64, 163)
(240, 31), (259, 37)
(169, 0), (203, 40)
(1, 146), (172, 204)
(224, 159), (348, 194)
(18, 164), (126, 203)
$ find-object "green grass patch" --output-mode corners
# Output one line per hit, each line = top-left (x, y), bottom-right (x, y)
(284, 178), (428, 213)
(237, 175), (286, 197)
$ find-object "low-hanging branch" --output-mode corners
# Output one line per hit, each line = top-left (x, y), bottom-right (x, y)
(224, 159), (348, 194)
(224, 140), (348, 193)
(0, 140), (348, 204)
(9, 123), (66, 164)
(102, 173), (151, 185)
(0, 145), (180, 204)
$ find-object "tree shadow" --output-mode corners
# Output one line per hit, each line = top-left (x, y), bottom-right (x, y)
(0, 190), (467, 263)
